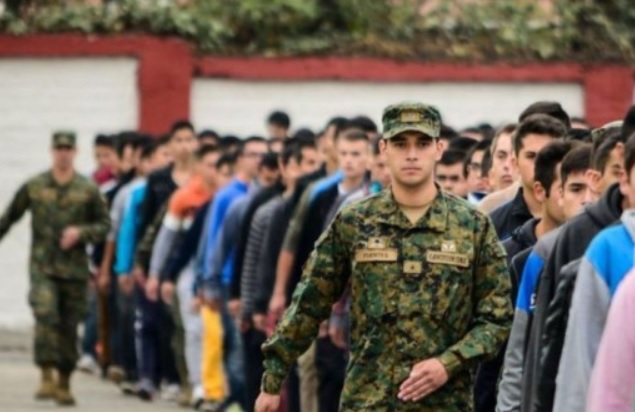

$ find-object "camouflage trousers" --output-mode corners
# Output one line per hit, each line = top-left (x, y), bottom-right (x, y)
(28, 272), (88, 373)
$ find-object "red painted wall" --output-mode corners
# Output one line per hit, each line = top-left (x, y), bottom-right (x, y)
(0, 34), (632, 131)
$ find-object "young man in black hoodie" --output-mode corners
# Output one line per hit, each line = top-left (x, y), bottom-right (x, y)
(475, 114), (567, 412)
(489, 114), (567, 241)
(495, 143), (594, 412)
(522, 111), (635, 412)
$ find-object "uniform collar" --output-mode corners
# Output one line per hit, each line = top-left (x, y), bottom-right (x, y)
(373, 186), (448, 232)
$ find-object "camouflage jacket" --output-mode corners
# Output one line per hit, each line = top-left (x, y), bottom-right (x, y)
(261, 188), (512, 412)
(0, 171), (110, 280)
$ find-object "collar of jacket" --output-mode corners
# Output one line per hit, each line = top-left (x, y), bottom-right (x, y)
(371, 185), (448, 232)
(510, 188), (532, 218)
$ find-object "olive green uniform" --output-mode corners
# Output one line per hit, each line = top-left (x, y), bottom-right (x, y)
(261, 102), (513, 411)
(0, 170), (110, 372)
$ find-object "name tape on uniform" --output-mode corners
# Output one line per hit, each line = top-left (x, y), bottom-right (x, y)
(426, 251), (469, 268)
(355, 249), (398, 262)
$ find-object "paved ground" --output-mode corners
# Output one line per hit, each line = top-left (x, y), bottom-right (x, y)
(0, 351), (184, 412)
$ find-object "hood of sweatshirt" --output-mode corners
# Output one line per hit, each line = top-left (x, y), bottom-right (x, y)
(586, 183), (624, 229)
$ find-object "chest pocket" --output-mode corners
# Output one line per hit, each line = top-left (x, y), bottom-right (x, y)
(400, 246), (474, 327)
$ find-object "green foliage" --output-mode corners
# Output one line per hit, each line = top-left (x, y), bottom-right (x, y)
(1, 0), (635, 61)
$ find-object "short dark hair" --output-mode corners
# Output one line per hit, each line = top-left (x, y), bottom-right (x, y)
(238, 136), (268, 156)
(268, 111), (290, 129)
(156, 134), (171, 148)
(327, 116), (348, 130)
(534, 140), (577, 197)
(170, 120), (195, 136)
(449, 136), (478, 153)
(566, 128), (592, 142)
(94, 134), (115, 148)
(625, 133), (635, 178)
(339, 129), (370, 144)
(281, 138), (298, 166)
(437, 149), (468, 178)
(350, 116), (378, 134)
(133, 134), (154, 151)
(593, 129), (623, 172)
(464, 139), (492, 177)
(481, 148), (493, 177)
(198, 129), (220, 142)
(519, 101), (571, 129)
(292, 128), (316, 140)
(216, 152), (236, 171)
(296, 138), (317, 164)
(220, 135), (241, 153)
(115, 132), (137, 159)
(195, 144), (220, 160)
(439, 124), (459, 142)
(260, 152), (280, 170)
(561, 143), (592, 185)
(513, 114), (566, 155)
(140, 141), (156, 160)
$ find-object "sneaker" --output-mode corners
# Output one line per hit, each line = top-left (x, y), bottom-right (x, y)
(160, 383), (180, 403)
(199, 400), (224, 412)
(76, 354), (99, 375)
(120, 381), (137, 396)
(191, 385), (205, 408)
(107, 365), (125, 384)
(137, 379), (155, 402)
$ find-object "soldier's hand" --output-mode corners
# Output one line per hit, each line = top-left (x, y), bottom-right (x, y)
(191, 296), (202, 313)
(254, 391), (281, 412)
(60, 226), (81, 250)
(398, 358), (449, 402)
(145, 276), (160, 302)
(329, 324), (347, 349)
(161, 281), (175, 305)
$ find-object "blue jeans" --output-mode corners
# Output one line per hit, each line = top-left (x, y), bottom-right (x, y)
(81, 288), (98, 358)
(221, 288), (245, 408)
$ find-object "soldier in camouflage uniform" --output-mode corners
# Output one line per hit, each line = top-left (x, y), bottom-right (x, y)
(0, 131), (110, 406)
(255, 102), (513, 412)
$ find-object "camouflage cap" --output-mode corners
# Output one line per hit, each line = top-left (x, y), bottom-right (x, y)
(52, 131), (76, 148)
(382, 102), (442, 140)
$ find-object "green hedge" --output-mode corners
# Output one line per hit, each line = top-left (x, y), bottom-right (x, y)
(1, 0), (634, 61)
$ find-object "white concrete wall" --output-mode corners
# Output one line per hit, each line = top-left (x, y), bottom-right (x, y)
(192, 80), (584, 136)
(0, 58), (138, 329)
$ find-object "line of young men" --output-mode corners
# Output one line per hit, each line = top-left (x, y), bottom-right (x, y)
(451, 101), (635, 412)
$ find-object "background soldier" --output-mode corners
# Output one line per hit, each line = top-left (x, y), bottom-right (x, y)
(255, 102), (513, 412)
(0, 131), (110, 406)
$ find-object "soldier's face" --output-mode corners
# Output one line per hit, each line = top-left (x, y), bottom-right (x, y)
(382, 132), (442, 189)
(52, 146), (76, 170)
